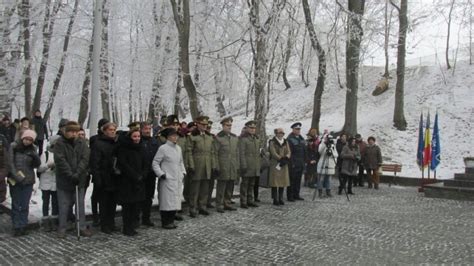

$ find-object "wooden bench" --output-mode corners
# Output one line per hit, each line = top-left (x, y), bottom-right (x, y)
(381, 163), (402, 187)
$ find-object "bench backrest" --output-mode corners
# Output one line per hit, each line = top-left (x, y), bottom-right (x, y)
(381, 164), (402, 173)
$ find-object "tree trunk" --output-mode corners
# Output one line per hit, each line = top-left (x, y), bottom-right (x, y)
(170, 0), (201, 120)
(19, 0), (32, 116)
(302, 0), (326, 132)
(248, 0), (285, 143)
(44, 0), (79, 122)
(383, 0), (391, 78)
(299, 29), (309, 87)
(445, 0), (455, 70)
(392, 0), (408, 130)
(148, 1), (166, 122)
(174, 67), (182, 117)
(77, 32), (94, 127)
(470, 0), (473, 65)
(100, 0), (111, 121)
(342, 0), (365, 136)
(0, 4), (17, 116)
(282, 24), (292, 90)
(32, 0), (61, 113)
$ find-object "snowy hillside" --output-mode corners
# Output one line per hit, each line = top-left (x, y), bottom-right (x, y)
(222, 61), (473, 180)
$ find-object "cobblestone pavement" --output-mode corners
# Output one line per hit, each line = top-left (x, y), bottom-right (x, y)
(0, 184), (473, 264)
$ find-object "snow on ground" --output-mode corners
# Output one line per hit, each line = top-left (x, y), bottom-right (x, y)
(225, 61), (473, 180)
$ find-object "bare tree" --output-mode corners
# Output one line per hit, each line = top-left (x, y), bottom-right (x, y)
(445, 0), (455, 69)
(78, 32), (93, 127)
(390, 0), (408, 130)
(342, 0), (365, 136)
(170, 0), (201, 119)
(0, 3), (18, 115)
(100, 0), (111, 121)
(302, 0), (326, 132)
(248, 0), (285, 143)
(32, 0), (61, 113)
(383, 0), (394, 78)
(19, 0), (32, 116)
(44, 0), (79, 122)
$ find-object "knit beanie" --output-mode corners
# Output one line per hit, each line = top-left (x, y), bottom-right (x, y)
(21, 129), (37, 141)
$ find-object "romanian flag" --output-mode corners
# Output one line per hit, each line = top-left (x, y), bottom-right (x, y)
(423, 112), (431, 168)
(431, 112), (441, 170)
(416, 113), (424, 168)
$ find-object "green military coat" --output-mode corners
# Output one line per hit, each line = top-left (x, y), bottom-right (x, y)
(239, 132), (261, 177)
(213, 131), (239, 181)
(186, 129), (216, 180)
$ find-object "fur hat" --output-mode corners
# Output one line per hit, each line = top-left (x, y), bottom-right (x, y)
(21, 129), (37, 141)
(58, 118), (69, 128)
(65, 121), (81, 132)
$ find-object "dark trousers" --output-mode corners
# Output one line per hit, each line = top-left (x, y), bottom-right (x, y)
(35, 139), (44, 157)
(41, 190), (58, 217)
(99, 190), (117, 230)
(207, 177), (215, 205)
(141, 175), (156, 222)
(271, 187), (284, 201)
(288, 167), (304, 200)
(189, 179), (209, 213)
(0, 177), (6, 203)
(240, 176), (256, 205)
(339, 174), (354, 193)
(353, 164), (365, 186)
(253, 176), (260, 200)
(91, 184), (100, 216)
(160, 210), (176, 226)
(215, 180), (234, 209)
(122, 202), (139, 233)
(9, 184), (33, 229)
(183, 174), (191, 203)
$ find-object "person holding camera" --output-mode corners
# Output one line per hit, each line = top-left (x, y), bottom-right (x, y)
(339, 137), (360, 195)
(8, 129), (41, 236)
(316, 134), (338, 198)
(268, 128), (291, 205)
(115, 128), (146, 236)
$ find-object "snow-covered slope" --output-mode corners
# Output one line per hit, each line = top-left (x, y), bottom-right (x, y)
(225, 61), (473, 179)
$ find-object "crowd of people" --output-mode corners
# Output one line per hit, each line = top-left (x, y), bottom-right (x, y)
(0, 110), (383, 238)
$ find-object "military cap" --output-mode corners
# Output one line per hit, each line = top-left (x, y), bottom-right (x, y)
(195, 116), (209, 125)
(245, 120), (257, 128)
(128, 122), (141, 131)
(290, 122), (302, 129)
(161, 127), (178, 138)
(187, 122), (196, 128)
(220, 117), (233, 125)
(166, 114), (180, 126)
(355, 133), (362, 139)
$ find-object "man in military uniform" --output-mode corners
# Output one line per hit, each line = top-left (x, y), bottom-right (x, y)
(205, 118), (217, 208)
(185, 116), (217, 217)
(287, 122), (306, 201)
(238, 121), (261, 208)
(213, 117), (238, 213)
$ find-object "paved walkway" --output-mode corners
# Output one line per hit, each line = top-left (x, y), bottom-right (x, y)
(0, 184), (473, 264)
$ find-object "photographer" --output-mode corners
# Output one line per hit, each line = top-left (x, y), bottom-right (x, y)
(316, 135), (338, 198)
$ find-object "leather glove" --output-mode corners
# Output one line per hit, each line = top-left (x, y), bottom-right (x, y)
(160, 174), (166, 180)
(71, 175), (80, 186)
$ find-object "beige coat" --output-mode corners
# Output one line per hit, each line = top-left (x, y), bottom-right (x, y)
(268, 137), (290, 188)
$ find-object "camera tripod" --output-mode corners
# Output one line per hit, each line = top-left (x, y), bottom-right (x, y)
(312, 145), (350, 202)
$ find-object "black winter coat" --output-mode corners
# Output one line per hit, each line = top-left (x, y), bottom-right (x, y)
(116, 136), (146, 204)
(140, 136), (160, 178)
(89, 134), (118, 191)
(54, 137), (90, 190)
(306, 137), (320, 175)
(287, 133), (306, 168)
(31, 116), (48, 141)
(0, 125), (16, 144)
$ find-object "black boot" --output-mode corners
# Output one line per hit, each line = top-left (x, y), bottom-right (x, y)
(278, 188), (284, 205)
(271, 188), (279, 205)
(326, 189), (332, 197)
(318, 189), (323, 198)
(338, 187), (343, 195)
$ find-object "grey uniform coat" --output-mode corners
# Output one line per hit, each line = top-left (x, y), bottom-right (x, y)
(239, 133), (261, 177)
(153, 141), (186, 211)
(213, 131), (240, 181)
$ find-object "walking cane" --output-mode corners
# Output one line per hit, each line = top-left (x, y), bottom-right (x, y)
(75, 185), (81, 241)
